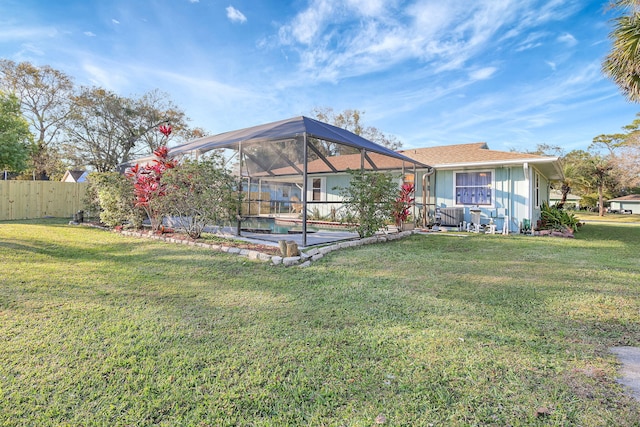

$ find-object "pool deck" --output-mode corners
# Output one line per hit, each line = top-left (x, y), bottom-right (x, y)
(199, 215), (361, 248)
(241, 228), (360, 248)
(203, 224), (360, 248)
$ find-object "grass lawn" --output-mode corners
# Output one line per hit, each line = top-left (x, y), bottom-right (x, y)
(576, 211), (640, 223)
(1, 219), (640, 426)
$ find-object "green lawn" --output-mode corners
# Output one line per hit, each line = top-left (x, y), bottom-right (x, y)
(1, 219), (640, 426)
(576, 211), (640, 223)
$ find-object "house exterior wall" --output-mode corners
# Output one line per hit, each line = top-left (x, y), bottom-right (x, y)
(609, 200), (638, 212)
(307, 174), (351, 219)
(415, 164), (552, 232)
(306, 173), (406, 221)
(250, 162), (555, 232)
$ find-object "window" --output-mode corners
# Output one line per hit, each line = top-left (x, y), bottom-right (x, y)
(455, 171), (492, 206)
(311, 178), (324, 201)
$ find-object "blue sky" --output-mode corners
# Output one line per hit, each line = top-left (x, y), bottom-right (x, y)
(1, 0), (638, 153)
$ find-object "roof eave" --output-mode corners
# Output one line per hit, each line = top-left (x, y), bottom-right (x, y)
(432, 157), (564, 180)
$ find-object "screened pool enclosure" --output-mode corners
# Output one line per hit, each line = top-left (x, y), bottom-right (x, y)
(140, 116), (428, 246)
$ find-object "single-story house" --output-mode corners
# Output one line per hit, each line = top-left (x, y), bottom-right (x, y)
(549, 189), (581, 209)
(125, 118), (563, 241)
(61, 170), (88, 183)
(253, 141), (563, 234)
(400, 143), (564, 233)
(608, 194), (640, 213)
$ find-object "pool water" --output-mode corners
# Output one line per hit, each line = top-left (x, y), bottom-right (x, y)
(240, 217), (319, 234)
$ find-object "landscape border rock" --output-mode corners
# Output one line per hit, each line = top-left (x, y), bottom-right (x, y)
(116, 228), (418, 267)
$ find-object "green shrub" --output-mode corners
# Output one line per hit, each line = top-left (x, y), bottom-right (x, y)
(87, 172), (143, 228)
(540, 202), (580, 232)
(335, 169), (397, 237)
(161, 156), (240, 239)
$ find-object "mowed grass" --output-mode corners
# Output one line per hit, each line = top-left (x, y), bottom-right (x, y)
(1, 219), (640, 426)
(577, 211), (640, 223)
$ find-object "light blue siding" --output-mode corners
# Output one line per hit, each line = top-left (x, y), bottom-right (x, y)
(415, 164), (552, 232)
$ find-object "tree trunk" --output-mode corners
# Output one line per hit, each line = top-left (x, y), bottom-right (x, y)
(558, 182), (570, 209)
(598, 184), (605, 217)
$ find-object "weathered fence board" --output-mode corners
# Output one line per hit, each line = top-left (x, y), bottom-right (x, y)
(0, 181), (88, 220)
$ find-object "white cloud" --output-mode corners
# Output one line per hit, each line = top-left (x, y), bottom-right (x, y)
(84, 31), (96, 37)
(226, 6), (247, 24)
(514, 31), (547, 52)
(346, 0), (387, 16)
(112, 19), (120, 25)
(469, 67), (497, 81)
(274, 0), (574, 84)
(284, 0), (335, 45)
(557, 32), (578, 47)
(0, 26), (58, 42)
(16, 43), (45, 57)
(546, 61), (557, 71)
(82, 62), (129, 90)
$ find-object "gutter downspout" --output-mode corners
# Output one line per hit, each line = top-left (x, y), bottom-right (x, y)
(523, 162), (530, 228)
(422, 167), (435, 227)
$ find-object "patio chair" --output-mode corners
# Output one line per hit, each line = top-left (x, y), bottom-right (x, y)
(290, 195), (303, 214)
(521, 218), (532, 234)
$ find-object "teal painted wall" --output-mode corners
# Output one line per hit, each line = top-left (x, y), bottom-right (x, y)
(415, 164), (552, 232)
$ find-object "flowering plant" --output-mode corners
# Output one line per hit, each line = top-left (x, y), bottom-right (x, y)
(125, 144), (177, 232)
(158, 124), (172, 137)
(392, 182), (415, 226)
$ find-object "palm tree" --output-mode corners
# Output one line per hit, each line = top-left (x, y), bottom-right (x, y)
(603, 0), (640, 102)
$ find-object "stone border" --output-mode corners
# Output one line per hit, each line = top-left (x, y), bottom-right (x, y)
(118, 229), (417, 268)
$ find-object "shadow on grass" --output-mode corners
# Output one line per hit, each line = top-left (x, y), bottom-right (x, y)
(2, 219), (640, 425)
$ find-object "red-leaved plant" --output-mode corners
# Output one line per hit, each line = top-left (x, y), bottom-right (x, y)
(158, 124), (172, 137)
(392, 182), (415, 226)
(125, 145), (177, 232)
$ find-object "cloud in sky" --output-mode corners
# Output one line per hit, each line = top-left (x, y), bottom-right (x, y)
(0, 0), (635, 154)
(557, 32), (578, 46)
(469, 67), (498, 81)
(226, 6), (247, 24)
(275, 0), (563, 83)
(0, 26), (58, 42)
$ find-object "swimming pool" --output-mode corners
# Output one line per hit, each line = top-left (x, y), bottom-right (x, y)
(240, 217), (356, 234)
(240, 217), (318, 234)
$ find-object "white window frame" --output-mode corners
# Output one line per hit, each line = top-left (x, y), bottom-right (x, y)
(453, 170), (495, 207)
(534, 171), (540, 208)
(308, 177), (326, 202)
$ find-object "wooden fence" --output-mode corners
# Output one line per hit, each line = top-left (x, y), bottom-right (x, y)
(0, 181), (89, 221)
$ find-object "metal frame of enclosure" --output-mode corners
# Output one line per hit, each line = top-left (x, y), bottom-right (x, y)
(136, 116), (429, 246)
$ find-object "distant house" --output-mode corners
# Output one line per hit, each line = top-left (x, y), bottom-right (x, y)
(61, 170), (88, 183)
(549, 189), (581, 209)
(401, 143), (564, 232)
(608, 194), (640, 213)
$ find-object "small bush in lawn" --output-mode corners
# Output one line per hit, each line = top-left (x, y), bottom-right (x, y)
(86, 172), (143, 228)
(335, 169), (397, 237)
(161, 154), (240, 239)
(540, 202), (580, 232)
